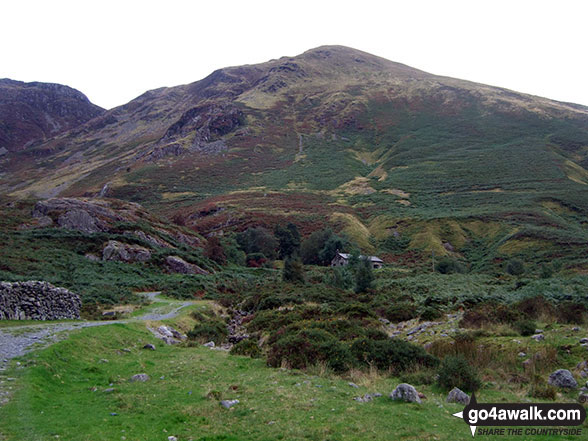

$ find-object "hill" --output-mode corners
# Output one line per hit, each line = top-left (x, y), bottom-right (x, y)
(1, 45), (588, 269)
(0, 79), (104, 154)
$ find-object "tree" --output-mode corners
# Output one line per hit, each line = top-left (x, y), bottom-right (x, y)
(236, 227), (278, 260)
(282, 256), (305, 283)
(274, 223), (301, 259)
(354, 257), (374, 293)
(300, 228), (351, 265)
(204, 236), (226, 265)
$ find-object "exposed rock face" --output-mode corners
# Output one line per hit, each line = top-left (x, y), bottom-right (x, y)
(390, 383), (421, 403)
(164, 256), (209, 275)
(0, 281), (81, 320)
(446, 387), (470, 404)
(102, 240), (151, 262)
(548, 369), (578, 388)
(0, 78), (104, 152)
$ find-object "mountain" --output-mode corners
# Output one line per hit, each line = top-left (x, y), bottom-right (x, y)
(1, 46), (588, 267)
(0, 78), (104, 154)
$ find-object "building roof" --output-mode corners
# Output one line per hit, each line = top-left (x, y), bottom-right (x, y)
(336, 252), (383, 263)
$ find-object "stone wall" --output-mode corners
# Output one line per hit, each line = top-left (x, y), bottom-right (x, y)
(0, 281), (81, 320)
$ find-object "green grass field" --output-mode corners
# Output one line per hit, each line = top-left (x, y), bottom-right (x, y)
(1, 321), (586, 441)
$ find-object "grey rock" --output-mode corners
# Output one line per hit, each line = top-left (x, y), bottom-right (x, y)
(518, 352), (527, 357)
(580, 338), (588, 344)
(535, 329), (544, 334)
(103, 388), (115, 393)
(390, 383), (421, 403)
(572, 327), (580, 332)
(203, 341), (215, 348)
(164, 255), (209, 275)
(348, 382), (359, 388)
(143, 344), (156, 351)
(220, 399), (239, 409)
(446, 387), (470, 405)
(548, 369), (577, 388)
(57, 209), (101, 233)
(102, 240), (151, 263)
(168, 437), (178, 441)
(129, 373), (150, 382)
(531, 334), (545, 342)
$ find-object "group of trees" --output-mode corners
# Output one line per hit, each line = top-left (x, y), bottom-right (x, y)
(202, 222), (373, 291)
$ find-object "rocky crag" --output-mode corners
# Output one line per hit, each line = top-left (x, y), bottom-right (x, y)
(0, 281), (81, 320)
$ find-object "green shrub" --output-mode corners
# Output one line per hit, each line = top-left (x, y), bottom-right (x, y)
(282, 256), (305, 283)
(557, 301), (586, 324)
(230, 339), (261, 358)
(420, 306), (443, 321)
(436, 355), (481, 392)
(350, 338), (439, 373)
(436, 258), (467, 274)
(506, 259), (525, 276)
(336, 302), (374, 319)
(514, 319), (537, 336)
(267, 328), (353, 372)
(328, 266), (354, 290)
(187, 322), (228, 344)
(380, 302), (418, 323)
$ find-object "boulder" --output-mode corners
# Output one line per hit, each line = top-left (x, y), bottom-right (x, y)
(164, 255), (208, 275)
(129, 373), (150, 382)
(390, 383), (421, 403)
(446, 387), (470, 405)
(143, 344), (156, 351)
(548, 369), (577, 388)
(220, 399), (239, 409)
(102, 240), (151, 262)
(531, 334), (545, 342)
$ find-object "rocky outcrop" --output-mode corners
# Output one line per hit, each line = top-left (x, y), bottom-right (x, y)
(102, 240), (151, 262)
(164, 256), (209, 275)
(0, 281), (81, 320)
(0, 78), (104, 152)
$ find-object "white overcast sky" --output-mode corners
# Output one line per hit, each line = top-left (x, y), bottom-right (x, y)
(2, 0), (587, 109)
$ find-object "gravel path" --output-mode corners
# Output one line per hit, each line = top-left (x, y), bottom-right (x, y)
(0, 292), (193, 406)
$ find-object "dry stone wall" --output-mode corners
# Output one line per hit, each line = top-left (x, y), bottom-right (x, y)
(0, 281), (81, 320)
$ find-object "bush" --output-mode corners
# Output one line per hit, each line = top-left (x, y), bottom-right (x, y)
(267, 328), (353, 372)
(506, 259), (525, 276)
(420, 306), (443, 321)
(514, 319), (537, 336)
(204, 236), (226, 265)
(436, 355), (481, 392)
(515, 296), (554, 320)
(350, 338), (439, 373)
(237, 227), (278, 260)
(328, 266), (353, 290)
(282, 256), (305, 283)
(460, 302), (521, 328)
(187, 322), (228, 344)
(380, 302), (418, 323)
(230, 339), (261, 358)
(557, 302), (586, 324)
(436, 258), (467, 274)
